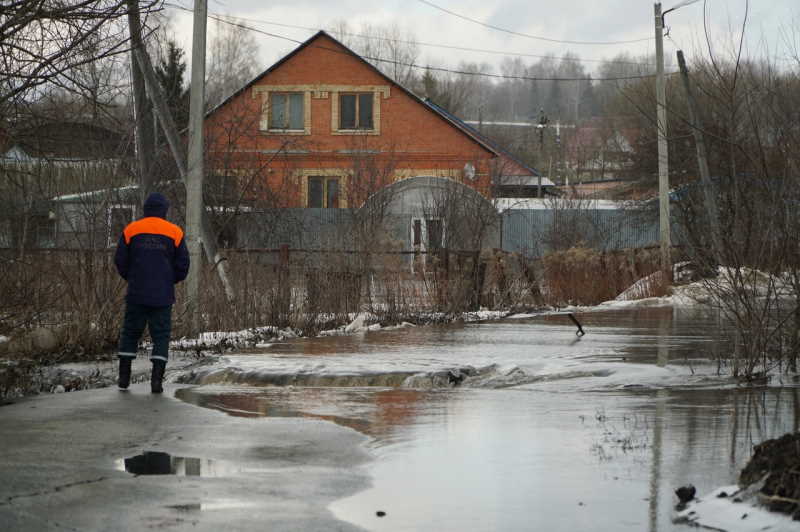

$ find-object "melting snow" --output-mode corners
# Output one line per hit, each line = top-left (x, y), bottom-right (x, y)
(675, 485), (797, 531)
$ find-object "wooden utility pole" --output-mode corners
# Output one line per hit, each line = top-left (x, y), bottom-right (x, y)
(127, 9), (235, 309)
(677, 50), (719, 259)
(186, 0), (208, 333)
(126, 0), (155, 208)
(654, 3), (671, 273)
(676, 51), (711, 189)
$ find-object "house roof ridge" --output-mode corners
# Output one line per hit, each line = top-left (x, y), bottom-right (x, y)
(205, 30), (538, 167)
(423, 98), (541, 177)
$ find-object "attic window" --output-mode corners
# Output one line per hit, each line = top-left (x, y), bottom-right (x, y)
(339, 93), (373, 130)
(269, 92), (304, 130)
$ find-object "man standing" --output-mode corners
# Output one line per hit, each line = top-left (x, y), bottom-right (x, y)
(114, 192), (190, 393)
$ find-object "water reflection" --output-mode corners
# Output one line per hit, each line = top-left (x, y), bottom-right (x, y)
(178, 385), (799, 530)
(175, 307), (798, 531)
(116, 451), (275, 478)
(176, 387), (434, 444)
(335, 386), (798, 531)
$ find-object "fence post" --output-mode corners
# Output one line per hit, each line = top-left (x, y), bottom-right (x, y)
(279, 244), (289, 268)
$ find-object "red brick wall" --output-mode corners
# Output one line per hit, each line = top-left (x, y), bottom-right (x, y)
(205, 33), (499, 207)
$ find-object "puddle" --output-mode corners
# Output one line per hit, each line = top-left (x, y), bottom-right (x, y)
(115, 451), (276, 477)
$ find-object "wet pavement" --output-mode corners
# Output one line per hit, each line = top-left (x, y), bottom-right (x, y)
(0, 385), (370, 531)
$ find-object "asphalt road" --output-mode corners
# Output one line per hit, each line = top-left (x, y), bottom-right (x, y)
(0, 384), (371, 531)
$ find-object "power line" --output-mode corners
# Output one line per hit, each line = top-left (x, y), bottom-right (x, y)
(204, 12), (659, 68)
(168, 4), (672, 82)
(415, 0), (653, 45)
(666, 0), (703, 11)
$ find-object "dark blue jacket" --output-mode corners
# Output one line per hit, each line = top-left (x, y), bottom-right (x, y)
(114, 193), (190, 307)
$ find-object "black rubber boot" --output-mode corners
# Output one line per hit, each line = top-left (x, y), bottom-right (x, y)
(151, 359), (166, 394)
(118, 358), (132, 390)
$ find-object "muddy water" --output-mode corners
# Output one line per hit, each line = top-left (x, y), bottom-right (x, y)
(176, 307), (800, 531)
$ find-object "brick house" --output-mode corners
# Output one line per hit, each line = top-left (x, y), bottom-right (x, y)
(204, 31), (538, 212)
(566, 117), (639, 181)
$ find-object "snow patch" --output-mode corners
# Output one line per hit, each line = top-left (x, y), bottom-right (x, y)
(675, 485), (797, 531)
(463, 310), (510, 322)
(614, 270), (666, 301)
(344, 313), (368, 333)
(598, 276), (715, 308)
(382, 322), (416, 330)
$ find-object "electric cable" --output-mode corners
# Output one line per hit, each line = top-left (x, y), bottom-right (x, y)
(199, 11), (660, 68)
(415, 0), (653, 45)
(167, 4), (674, 82)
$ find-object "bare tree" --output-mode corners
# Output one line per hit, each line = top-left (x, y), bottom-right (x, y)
(659, 19), (800, 378)
(0, 0), (159, 113)
(205, 16), (261, 111)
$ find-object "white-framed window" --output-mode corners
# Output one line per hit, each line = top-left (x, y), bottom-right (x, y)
(307, 176), (340, 208)
(108, 204), (134, 247)
(412, 218), (444, 250)
(269, 92), (305, 130)
(411, 218), (445, 273)
(338, 93), (374, 130)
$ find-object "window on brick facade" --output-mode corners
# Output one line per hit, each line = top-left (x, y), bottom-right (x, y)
(270, 92), (304, 130)
(339, 93), (373, 130)
(308, 177), (340, 208)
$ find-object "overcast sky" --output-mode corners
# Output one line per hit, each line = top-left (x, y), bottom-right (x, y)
(164, 0), (798, 78)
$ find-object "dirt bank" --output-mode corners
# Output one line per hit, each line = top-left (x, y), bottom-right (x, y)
(739, 432), (800, 520)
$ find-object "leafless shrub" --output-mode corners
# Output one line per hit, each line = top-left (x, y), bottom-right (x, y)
(540, 247), (663, 307)
(668, 51), (800, 377)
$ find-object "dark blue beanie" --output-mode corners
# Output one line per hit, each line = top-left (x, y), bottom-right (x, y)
(143, 192), (169, 218)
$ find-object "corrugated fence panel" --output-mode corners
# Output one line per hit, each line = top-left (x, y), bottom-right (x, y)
(502, 209), (661, 257)
(238, 208), (662, 257)
(239, 208), (357, 249)
(239, 209), (417, 251)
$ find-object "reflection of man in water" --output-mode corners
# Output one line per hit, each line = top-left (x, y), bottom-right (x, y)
(114, 193), (190, 393)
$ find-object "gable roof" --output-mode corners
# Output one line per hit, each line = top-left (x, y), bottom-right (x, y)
(207, 30), (538, 172)
(423, 99), (541, 177)
(7, 120), (129, 160)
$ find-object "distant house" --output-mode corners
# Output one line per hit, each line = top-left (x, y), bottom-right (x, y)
(492, 175), (557, 200)
(2, 120), (129, 167)
(0, 119), (133, 250)
(50, 185), (140, 249)
(567, 118), (639, 181)
(50, 182), (236, 250)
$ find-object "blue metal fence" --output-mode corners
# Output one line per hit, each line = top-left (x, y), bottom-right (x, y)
(237, 207), (661, 257)
(500, 208), (660, 257)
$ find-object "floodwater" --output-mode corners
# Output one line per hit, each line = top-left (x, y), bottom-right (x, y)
(176, 307), (800, 531)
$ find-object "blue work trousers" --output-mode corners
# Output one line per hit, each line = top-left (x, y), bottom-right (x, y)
(118, 303), (172, 361)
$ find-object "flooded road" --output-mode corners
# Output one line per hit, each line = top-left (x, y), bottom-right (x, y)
(176, 307), (800, 531)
